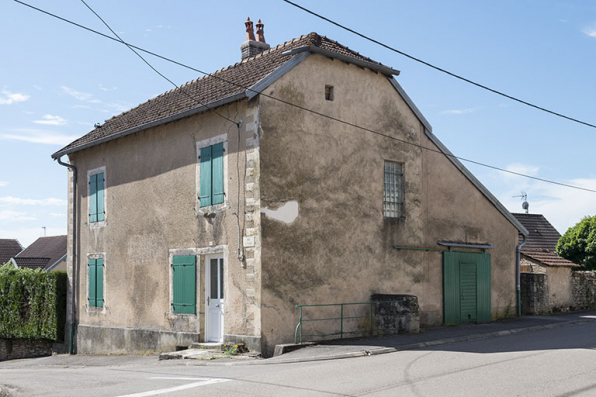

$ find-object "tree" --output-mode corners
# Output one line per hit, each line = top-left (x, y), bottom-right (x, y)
(556, 216), (596, 270)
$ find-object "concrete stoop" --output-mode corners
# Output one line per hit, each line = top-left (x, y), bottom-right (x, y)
(159, 342), (252, 361)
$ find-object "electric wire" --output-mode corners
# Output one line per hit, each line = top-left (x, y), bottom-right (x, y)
(79, 0), (239, 127)
(282, 0), (596, 131)
(13, 0), (596, 194)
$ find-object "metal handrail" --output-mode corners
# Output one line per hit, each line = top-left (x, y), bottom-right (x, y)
(294, 300), (406, 344)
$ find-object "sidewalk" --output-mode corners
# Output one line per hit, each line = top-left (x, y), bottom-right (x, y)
(263, 310), (596, 364)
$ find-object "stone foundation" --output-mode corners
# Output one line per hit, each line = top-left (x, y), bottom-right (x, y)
(76, 324), (199, 354)
(0, 339), (53, 361)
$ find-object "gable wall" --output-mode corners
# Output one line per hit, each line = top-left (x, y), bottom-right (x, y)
(258, 53), (519, 354)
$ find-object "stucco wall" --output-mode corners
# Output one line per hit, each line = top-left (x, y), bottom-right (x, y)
(68, 100), (263, 353)
(546, 266), (573, 310)
(257, 53), (519, 355)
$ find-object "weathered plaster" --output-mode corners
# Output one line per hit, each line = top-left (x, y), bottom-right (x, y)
(257, 53), (520, 355)
(69, 100), (263, 353)
(261, 201), (299, 224)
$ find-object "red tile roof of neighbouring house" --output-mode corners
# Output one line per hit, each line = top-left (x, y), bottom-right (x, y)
(512, 213), (578, 267)
(0, 239), (23, 265)
(14, 235), (67, 270)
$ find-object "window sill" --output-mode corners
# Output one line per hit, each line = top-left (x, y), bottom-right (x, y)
(197, 201), (229, 217)
(89, 220), (107, 228)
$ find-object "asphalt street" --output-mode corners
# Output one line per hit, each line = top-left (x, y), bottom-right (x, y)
(2, 321), (596, 396)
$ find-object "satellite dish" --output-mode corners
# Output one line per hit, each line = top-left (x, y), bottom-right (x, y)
(522, 201), (529, 213)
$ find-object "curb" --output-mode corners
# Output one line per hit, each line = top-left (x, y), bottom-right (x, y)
(184, 318), (595, 366)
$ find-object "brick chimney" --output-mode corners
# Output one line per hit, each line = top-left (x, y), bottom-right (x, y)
(241, 17), (270, 60)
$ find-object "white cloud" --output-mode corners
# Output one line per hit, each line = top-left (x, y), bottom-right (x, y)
(99, 84), (117, 92)
(0, 196), (67, 206)
(583, 26), (596, 38)
(49, 213), (66, 217)
(0, 89), (30, 105)
(0, 129), (78, 145)
(0, 210), (37, 221)
(33, 114), (68, 126)
(61, 86), (101, 103)
(440, 108), (480, 115)
(0, 181), (7, 187)
(33, 85), (43, 91)
(493, 163), (596, 234)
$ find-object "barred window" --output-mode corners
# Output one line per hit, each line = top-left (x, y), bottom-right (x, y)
(383, 161), (404, 219)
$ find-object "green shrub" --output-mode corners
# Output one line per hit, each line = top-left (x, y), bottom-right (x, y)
(0, 264), (67, 341)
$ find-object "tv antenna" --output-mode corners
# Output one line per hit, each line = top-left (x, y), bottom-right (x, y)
(513, 191), (529, 214)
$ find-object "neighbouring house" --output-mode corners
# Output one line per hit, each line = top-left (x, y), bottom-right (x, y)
(52, 20), (528, 356)
(9, 235), (67, 272)
(513, 213), (579, 314)
(0, 239), (23, 265)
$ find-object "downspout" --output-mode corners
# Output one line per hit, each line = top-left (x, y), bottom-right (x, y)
(56, 156), (77, 354)
(516, 234), (527, 317)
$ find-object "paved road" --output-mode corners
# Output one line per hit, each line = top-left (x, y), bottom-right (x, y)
(2, 321), (596, 396)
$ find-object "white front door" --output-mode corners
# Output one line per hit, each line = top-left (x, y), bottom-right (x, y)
(205, 255), (224, 343)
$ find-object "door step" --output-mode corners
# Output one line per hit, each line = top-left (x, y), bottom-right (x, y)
(189, 342), (246, 351)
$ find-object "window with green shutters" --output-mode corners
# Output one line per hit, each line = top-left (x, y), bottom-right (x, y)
(199, 143), (224, 207)
(88, 258), (104, 308)
(172, 255), (196, 314)
(89, 172), (105, 223)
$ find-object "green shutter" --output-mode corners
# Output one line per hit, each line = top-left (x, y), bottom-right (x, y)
(477, 253), (492, 323)
(460, 262), (477, 323)
(89, 174), (98, 223)
(96, 258), (104, 307)
(199, 146), (212, 207)
(212, 143), (224, 205)
(88, 259), (97, 307)
(443, 252), (461, 325)
(96, 173), (105, 222)
(172, 255), (196, 314)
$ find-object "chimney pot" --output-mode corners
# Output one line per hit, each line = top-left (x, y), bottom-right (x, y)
(256, 19), (266, 43)
(245, 17), (256, 42)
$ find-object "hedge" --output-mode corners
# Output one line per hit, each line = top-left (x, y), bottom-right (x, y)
(0, 265), (67, 341)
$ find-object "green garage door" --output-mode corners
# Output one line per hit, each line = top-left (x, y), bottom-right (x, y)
(443, 251), (491, 325)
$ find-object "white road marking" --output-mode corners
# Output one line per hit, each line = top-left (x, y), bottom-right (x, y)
(116, 377), (230, 397)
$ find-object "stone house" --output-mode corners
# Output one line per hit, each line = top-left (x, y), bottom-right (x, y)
(52, 21), (528, 356)
(513, 213), (579, 313)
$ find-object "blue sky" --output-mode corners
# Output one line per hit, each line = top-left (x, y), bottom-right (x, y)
(1, 0), (595, 246)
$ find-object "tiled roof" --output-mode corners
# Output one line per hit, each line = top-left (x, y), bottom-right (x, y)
(16, 235), (67, 270)
(0, 239), (22, 265)
(13, 257), (51, 270)
(512, 213), (578, 267)
(52, 33), (386, 158)
(522, 249), (578, 268)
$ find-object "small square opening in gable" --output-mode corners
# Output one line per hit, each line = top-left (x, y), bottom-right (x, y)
(325, 85), (334, 101)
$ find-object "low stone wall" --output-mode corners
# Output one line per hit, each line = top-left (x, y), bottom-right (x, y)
(572, 271), (596, 310)
(521, 273), (549, 315)
(0, 339), (53, 361)
(371, 294), (420, 334)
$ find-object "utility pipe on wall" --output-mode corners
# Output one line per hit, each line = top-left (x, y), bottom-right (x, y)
(516, 234), (527, 317)
(56, 156), (77, 354)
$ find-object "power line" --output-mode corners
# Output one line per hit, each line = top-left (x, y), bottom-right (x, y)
(79, 0), (238, 127)
(13, 0), (596, 194)
(282, 0), (596, 131)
